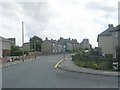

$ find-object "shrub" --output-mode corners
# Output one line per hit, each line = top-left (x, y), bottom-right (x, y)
(72, 52), (114, 70)
(24, 51), (29, 56)
(11, 45), (22, 56)
(105, 54), (113, 58)
(92, 64), (99, 70)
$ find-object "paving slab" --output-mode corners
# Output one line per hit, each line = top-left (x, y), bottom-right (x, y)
(58, 58), (119, 77)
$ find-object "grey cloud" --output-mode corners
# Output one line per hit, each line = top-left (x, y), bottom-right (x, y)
(86, 2), (117, 12)
(19, 2), (49, 23)
(0, 3), (16, 18)
(0, 2), (49, 41)
(18, 2), (49, 38)
(118, 2), (120, 24)
(0, 2), (13, 10)
(26, 24), (48, 37)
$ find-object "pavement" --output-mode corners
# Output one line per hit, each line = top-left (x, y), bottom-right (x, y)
(2, 58), (35, 68)
(57, 57), (120, 77)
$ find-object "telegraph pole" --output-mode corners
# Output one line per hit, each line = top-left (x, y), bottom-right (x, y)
(22, 21), (24, 62)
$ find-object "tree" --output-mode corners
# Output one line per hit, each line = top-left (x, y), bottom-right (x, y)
(11, 45), (22, 56)
(30, 36), (43, 52)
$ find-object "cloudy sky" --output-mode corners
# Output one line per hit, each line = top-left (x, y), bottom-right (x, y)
(0, 0), (119, 47)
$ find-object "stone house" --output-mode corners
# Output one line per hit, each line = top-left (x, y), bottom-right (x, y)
(58, 37), (80, 52)
(0, 36), (12, 58)
(71, 39), (80, 51)
(97, 24), (119, 58)
(41, 38), (62, 54)
(22, 42), (31, 52)
(7, 38), (16, 45)
(80, 39), (91, 50)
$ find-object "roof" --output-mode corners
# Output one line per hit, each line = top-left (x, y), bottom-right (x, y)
(110, 24), (120, 32)
(58, 38), (78, 44)
(98, 28), (112, 36)
(98, 24), (115, 36)
(0, 36), (12, 43)
(98, 24), (120, 37)
(97, 24), (120, 42)
(51, 40), (57, 43)
(0, 36), (5, 39)
(22, 42), (30, 47)
(97, 28), (111, 42)
(80, 39), (90, 45)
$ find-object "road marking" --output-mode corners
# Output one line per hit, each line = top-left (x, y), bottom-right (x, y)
(54, 59), (63, 69)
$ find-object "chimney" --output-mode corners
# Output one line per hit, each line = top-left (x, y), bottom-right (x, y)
(60, 37), (63, 39)
(45, 37), (48, 40)
(108, 24), (113, 28)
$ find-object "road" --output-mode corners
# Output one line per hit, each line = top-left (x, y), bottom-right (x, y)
(2, 54), (118, 88)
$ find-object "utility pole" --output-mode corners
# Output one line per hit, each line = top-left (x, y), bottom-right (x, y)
(22, 21), (24, 62)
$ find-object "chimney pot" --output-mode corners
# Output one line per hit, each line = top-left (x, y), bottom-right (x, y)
(108, 24), (113, 28)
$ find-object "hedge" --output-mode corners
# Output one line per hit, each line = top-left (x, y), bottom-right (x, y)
(72, 55), (115, 71)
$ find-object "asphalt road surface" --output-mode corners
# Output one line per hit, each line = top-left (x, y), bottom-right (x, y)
(2, 54), (118, 88)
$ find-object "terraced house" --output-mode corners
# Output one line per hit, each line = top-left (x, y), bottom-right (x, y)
(41, 37), (81, 54)
(41, 38), (62, 54)
(80, 39), (92, 50)
(97, 24), (119, 58)
(58, 37), (80, 52)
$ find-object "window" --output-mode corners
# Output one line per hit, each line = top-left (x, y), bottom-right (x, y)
(53, 43), (55, 47)
(115, 32), (118, 38)
(52, 50), (55, 53)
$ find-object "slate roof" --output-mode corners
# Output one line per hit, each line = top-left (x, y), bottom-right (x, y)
(0, 36), (12, 43)
(58, 37), (78, 45)
(98, 24), (120, 36)
(98, 28), (113, 36)
(110, 24), (120, 32)
(97, 24), (120, 42)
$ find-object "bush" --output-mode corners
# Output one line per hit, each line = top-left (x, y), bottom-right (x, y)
(24, 51), (29, 56)
(92, 64), (99, 70)
(11, 51), (22, 56)
(11, 45), (22, 56)
(74, 60), (85, 67)
(105, 54), (113, 58)
(72, 53), (114, 70)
